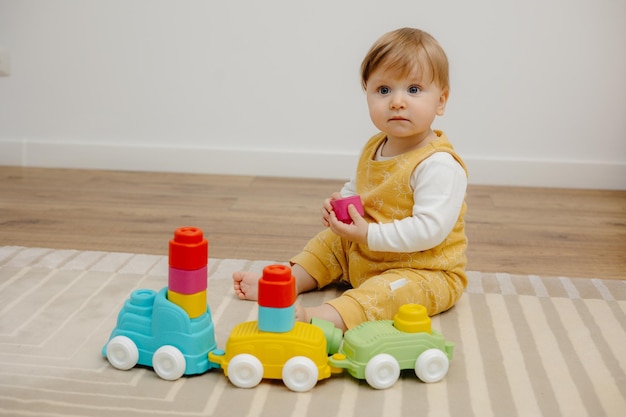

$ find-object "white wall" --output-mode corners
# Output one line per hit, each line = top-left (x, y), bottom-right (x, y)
(1, 0), (625, 189)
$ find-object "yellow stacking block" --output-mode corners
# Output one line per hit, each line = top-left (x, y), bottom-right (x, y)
(167, 289), (207, 319)
(393, 304), (431, 333)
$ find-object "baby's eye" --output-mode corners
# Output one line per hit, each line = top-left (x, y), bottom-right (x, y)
(408, 85), (421, 94)
(378, 86), (391, 95)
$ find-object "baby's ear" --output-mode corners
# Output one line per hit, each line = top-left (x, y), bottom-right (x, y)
(437, 88), (449, 116)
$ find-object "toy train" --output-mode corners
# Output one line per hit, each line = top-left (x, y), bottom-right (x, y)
(102, 227), (454, 391)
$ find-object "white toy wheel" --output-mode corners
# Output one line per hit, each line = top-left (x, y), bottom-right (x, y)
(282, 356), (319, 392)
(415, 349), (449, 383)
(106, 336), (139, 370)
(365, 353), (400, 389)
(227, 354), (264, 389)
(153, 345), (186, 381)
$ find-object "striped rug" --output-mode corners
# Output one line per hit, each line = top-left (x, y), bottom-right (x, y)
(0, 246), (624, 417)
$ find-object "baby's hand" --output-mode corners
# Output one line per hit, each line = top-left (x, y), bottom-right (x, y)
(321, 192), (343, 227)
(328, 204), (368, 245)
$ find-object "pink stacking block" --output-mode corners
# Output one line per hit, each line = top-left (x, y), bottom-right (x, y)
(168, 266), (208, 295)
(330, 195), (364, 224)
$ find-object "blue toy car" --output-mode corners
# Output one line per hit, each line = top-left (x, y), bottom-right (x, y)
(102, 287), (219, 380)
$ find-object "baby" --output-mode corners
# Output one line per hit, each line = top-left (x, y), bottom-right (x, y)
(233, 27), (468, 332)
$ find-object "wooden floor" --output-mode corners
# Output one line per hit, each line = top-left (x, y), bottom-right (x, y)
(1, 166), (624, 280)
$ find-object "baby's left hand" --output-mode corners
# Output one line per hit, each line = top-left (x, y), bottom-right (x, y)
(328, 204), (368, 245)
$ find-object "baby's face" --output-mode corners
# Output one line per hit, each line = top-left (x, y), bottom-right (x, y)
(365, 66), (448, 148)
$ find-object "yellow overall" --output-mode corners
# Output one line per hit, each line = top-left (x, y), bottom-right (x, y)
(291, 131), (468, 329)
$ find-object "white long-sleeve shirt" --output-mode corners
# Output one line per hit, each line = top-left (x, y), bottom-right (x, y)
(340, 151), (467, 253)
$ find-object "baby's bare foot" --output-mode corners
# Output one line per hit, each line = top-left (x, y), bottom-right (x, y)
(232, 271), (261, 300)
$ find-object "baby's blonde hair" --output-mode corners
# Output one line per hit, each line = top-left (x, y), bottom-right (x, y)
(360, 28), (449, 92)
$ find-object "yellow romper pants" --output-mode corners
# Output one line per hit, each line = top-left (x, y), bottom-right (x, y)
(291, 228), (466, 329)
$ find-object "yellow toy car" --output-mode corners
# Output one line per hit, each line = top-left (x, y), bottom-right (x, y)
(209, 320), (332, 392)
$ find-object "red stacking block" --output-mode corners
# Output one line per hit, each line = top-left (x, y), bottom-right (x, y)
(257, 264), (296, 308)
(169, 226), (208, 271)
(168, 266), (208, 295)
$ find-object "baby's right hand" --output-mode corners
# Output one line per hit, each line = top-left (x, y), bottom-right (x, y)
(321, 192), (343, 227)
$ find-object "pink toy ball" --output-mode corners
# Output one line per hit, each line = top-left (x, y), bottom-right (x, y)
(330, 195), (364, 224)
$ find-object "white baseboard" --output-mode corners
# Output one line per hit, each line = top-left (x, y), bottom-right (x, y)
(0, 140), (357, 180)
(1, 140), (625, 190)
(463, 157), (626, 190)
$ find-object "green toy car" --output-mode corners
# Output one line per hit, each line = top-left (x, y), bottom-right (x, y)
(328, 304), (454, 389)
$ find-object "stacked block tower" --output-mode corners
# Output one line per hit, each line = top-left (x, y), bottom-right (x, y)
(102, 226), (219, 380)
(168, 227), (209, 318)
(257, 264), (296, 332)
